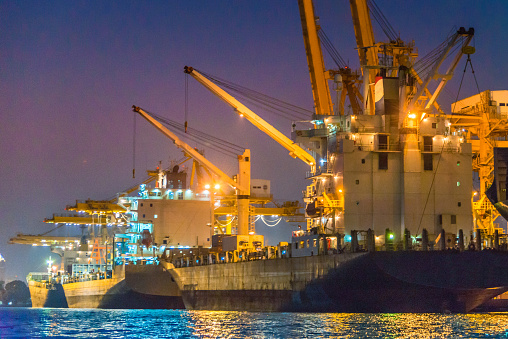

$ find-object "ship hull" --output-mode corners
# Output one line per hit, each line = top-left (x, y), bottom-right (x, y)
(29, 265), (184, 309)
(167, 251), (508, 313)
(29, 281), (68, 308)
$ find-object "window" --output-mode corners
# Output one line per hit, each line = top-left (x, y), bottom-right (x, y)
(356, 180), (360, 185)
(451, 215), (457, 224)
(457, 181), (461, 187)
(379, 153), (388, 170)
(140, 203), (144, 207)
(378, 135), (388, 150)
(423, 136), (433, 152)
(432, 123), (437, 128)
(361, 159), (365, 164)
(458, 202), (461, 207)
(306, 239), (310, 248)
(501, 103), (506, 106)
(313, 239), (317, 247)
(299, 241), (304, 249)
(150, 203), (153, 207)
(423, 154), (433, 171)
(457, 161), (460, 166)
(154, 214), (158, 219)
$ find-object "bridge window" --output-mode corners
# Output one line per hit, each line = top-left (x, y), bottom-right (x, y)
(378, 153), (388, 170)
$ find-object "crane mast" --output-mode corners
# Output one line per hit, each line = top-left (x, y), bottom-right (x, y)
(349, 0), (378, 115)
(132, 105), (252, 236)
(298, 0), (334, 116)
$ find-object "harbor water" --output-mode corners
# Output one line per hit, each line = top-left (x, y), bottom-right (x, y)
(0, 308), (507, 338)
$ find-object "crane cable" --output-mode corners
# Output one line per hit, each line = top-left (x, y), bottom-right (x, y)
(367, 0), (398, 42)
(185, 73), (189, 133)
(196, 69), (314, 121)
(154, 114), (244, 155)
(318, 28), (347, 69)
(133, 111), (136, 178)
(141, 108), (245, 158)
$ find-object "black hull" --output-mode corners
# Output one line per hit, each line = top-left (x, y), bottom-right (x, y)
(98, 279), (184, 309)
(181, 287), (506, 313)
(123, 264), (185, 309)
(174, 251), (508, 313)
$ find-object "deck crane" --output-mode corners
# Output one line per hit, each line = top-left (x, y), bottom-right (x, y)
(184, 67), (331, 229)
(298, 0), (333, 116)
(349, 0), (435, 115)
(349, 0), (378, 115)
(407, 28), (474, 116)
(349, 0), (474, 118)
(299, 0), (363, 116)
(183, 66), (316, 173)
(132, 105), (252, 236)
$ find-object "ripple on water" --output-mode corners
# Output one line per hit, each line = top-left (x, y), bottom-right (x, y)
(0, 308), (507, 338)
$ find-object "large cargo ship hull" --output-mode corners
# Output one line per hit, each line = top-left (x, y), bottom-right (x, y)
(29, 265), (184, 309)
(166, 251), (508, 313)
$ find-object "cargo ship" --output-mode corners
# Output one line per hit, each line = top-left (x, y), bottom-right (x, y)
(14, 159), (296, 308)
(13, 0), (508, 312)
(132, 0), (508, 312)
(12, 166), (203, 309)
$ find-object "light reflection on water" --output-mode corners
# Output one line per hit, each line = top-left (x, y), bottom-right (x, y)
(0, 308), (507, 338)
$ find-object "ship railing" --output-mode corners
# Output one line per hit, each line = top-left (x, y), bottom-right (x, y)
(431, 144), (461, 153)
(306, 168), (333, 179)
(355, 143), (400, 152)
(57, 272), (113, 285)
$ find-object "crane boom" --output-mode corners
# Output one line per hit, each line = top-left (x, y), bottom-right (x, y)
(184, 66), (315, 171)
(349, 0), (378, 80)
(349, 0), (378, 115)
(298, 0), (333, 116)
(132, 105), (248, 192)
(408, 28), (474, 113)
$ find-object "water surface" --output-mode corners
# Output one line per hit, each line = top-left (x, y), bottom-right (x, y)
(0, 308), (507, 338)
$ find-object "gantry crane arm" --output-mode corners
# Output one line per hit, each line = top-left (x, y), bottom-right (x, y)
(184, 66), (316, 171)
(298, 0), (333, 116)
(132, 105), (248, 193)
(349, 0), (378, 83)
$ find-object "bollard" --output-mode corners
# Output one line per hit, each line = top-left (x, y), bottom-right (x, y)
(351, 230), (359, 252)
(458, 229), (465, 251)
(366, 229), (375, 252)
(403, 228), (411, 250)
(422, 229), (429, 251)
(476, 230), (482, 251)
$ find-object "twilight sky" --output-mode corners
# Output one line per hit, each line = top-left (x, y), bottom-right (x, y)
(1, 0), (507, 280)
